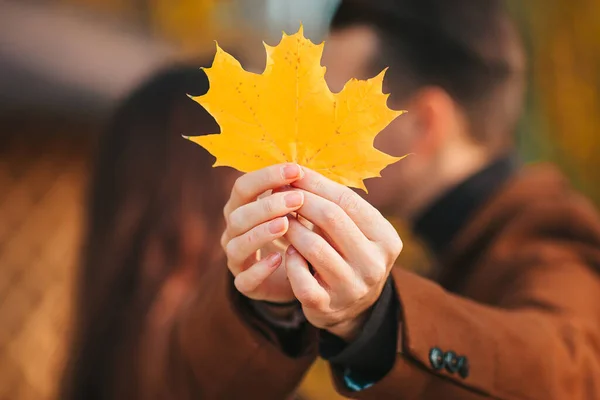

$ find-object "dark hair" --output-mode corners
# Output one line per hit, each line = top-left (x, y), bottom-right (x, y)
(330, 0), (526, 149)
(61, 64), (234, 400)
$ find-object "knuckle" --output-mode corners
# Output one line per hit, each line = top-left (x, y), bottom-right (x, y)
(246, 228), (259, 247)
(220, 232), (228, 250)
(262, 196), (275, 215)
(306, 238), (329, 266)
(226, 260), (238, 276)
(386, 233), (403, 260)
(348, 270), (370, 298)
(354, 281), (370, 300)
(311, 176), (326, 193)
(338, 190), (361, 213)
(225, 239), (246, 265)
(232, 176), (249, 200)
(224, 240), (238, 261)
(297, 289), (324, 309)
(227, 210), (243, 233)
(361, 262), (386, 287)
(394, 236), (404, 256)
(223, 204), (230, 220)
(321, 205), (342, 230)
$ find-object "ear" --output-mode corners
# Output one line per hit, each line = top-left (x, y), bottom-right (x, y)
(406, 86), (456, 156)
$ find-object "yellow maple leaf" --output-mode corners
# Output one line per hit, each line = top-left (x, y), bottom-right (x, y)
(186, 25), (406, 192)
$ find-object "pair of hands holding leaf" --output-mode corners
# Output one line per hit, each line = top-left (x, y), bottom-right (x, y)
(186, 26), (406, 340)
(220, 163), (403, 341)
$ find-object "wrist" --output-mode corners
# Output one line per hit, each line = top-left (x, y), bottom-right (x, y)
(326, 308), (371, 342)
(327, 278), (395, 342)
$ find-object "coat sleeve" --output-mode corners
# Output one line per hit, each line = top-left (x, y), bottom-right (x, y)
(330, 246), (600, 400)
(176, 263), (318, 399)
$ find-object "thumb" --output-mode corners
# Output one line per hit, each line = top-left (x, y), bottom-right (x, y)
(285, 246), (328, 309)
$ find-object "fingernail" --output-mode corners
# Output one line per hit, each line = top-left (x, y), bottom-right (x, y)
(269, 217), (287, 234)
(282, 164), (301, 179)
(286, 245), (297, 255)
(284, 192), (303, 208)
(266, 252), (282, 265)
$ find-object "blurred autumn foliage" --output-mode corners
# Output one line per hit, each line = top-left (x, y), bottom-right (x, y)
(512, 0), (600, 204)
(57, 0), (223, 48)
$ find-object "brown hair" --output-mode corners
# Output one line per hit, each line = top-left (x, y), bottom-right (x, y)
(331, 0), (526, 151)
(61, 64), (235, 400)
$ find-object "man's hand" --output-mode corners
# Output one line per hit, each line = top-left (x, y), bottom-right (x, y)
(221, 163), (306, 303)
(284, 168), (403, 342)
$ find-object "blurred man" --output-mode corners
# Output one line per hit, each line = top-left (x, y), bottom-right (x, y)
(179, 0), (600, 399)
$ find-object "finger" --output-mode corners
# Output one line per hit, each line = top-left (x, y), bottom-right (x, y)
(220, 230), (229, 251)
(285, 246), (329, 309)
(225, 164), (304, 217)
(295, 190), (368, 259)
(226, 216), (288, 275)
(297, 191), (392, 286)
(234, 252), (282, 296)
(227, 191), (304, 237)
(285, 217), (354, 291)
(292, 168), (395, 242)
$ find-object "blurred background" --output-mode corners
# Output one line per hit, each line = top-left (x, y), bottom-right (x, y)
(0, 0), (598, 399)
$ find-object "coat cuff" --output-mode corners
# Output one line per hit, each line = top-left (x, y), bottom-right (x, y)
(236, 292), (312, 358)
(320, 277), (399, 391)
(178, 265), (317, 398)
(330, 268), (495, 399)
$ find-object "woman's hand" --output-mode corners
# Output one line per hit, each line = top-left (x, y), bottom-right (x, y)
(221, 163), (305, 303)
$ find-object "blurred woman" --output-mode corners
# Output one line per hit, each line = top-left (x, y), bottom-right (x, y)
(60, 64), (237, 400)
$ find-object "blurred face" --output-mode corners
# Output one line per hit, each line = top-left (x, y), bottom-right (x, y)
(322, 25), (421, 209)
(323, 26), (503, 219)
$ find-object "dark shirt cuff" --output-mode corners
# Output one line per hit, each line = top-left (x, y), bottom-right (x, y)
(319, 277), (398, 389)
(234, 289), (310, 358)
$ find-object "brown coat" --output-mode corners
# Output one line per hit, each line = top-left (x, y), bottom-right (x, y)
(176, 164), (600, 399)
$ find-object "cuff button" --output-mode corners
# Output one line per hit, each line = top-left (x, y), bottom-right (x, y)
(443, 351), (459, 373)
(429, 347), (444, 370)
(457, 356), (470, 379)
